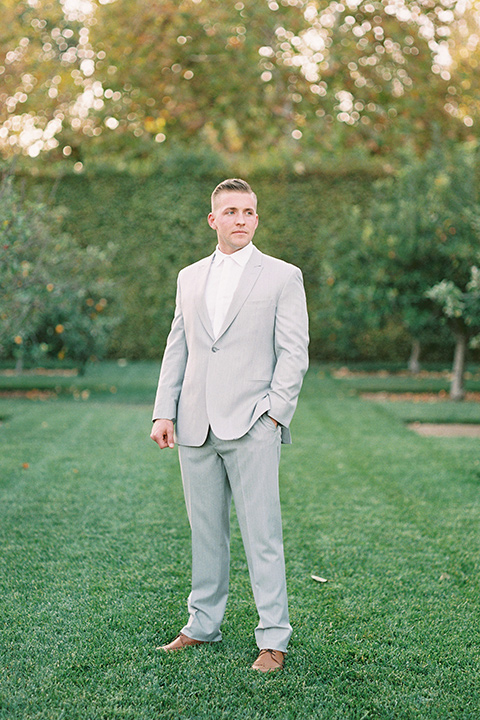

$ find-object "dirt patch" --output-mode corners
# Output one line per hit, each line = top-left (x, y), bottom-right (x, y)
(0, 368), (78, 377)
(361, 391), (480, 403)
(408, 422), (480, 438)
(333, 367), (480, 381)
(0, 389), (58, 400)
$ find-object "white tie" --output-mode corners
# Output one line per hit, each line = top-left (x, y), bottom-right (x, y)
(212, 256), (236, 338)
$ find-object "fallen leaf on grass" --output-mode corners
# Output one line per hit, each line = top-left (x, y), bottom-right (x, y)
(22, 462), (29, 469)
(311, 575), (328, 583)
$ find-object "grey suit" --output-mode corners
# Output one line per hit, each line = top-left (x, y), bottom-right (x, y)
(153, 245), (309, 651)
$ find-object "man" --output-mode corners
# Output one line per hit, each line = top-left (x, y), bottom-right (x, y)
(151, 178), (309, 672)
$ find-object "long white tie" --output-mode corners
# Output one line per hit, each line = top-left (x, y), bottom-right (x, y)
(212, 256), (236, 338)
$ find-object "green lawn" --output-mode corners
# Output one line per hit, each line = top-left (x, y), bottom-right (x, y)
(1, 363), (479, 719)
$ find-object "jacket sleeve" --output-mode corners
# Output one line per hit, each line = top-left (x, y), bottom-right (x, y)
(268, 267), (309, 427)
(152, 277), (188, 422)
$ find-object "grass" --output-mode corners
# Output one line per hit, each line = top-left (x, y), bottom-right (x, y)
(1, 363), (479, 719)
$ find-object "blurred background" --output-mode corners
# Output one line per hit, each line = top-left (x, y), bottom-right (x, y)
(1, 0), (480, 386)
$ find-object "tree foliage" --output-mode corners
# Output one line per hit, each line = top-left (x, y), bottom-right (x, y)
(1, 0), (479, 163)
(0, 0), (89, 158)
(0, 172), (119, 371)
(427, 265), (480, 398)
(319, 142), (480, 365)
(427, 267), (480, 337)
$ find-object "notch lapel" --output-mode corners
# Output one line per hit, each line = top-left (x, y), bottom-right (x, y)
(195, 255), (215, 339)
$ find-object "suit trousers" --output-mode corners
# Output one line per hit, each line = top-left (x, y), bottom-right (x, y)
(177, 413), (292, 652)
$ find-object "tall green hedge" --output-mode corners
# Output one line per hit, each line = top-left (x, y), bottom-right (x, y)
(22, 151), (440, 362)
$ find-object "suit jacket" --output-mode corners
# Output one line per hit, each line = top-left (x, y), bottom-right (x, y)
(152, 245), (309, 446)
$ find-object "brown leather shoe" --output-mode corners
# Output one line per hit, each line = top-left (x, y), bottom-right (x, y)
(156, 632), (207, 652)
(251, 648), (285, 672)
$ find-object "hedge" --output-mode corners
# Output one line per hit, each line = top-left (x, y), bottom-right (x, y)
(18, 149), (452, 364)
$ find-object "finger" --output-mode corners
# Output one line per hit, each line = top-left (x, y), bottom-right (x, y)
(166, 425), (175, 448)
(150, 430), (166, 448)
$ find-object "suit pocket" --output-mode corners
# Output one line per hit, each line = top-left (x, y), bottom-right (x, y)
(244, 298), (275, 306)
(242, 299), (275, 313)
(258, 412), (279, 432)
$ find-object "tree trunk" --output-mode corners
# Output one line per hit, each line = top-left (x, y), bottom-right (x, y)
(15, 354), (24, 375)
(408, 339), (421, 374)
(450, 331), (467, 401)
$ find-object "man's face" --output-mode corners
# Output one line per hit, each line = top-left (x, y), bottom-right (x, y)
(207, 191), (258, 254)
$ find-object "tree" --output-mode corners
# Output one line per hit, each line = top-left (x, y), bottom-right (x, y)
(374, 142), (480, 368)
(283, 0), (479, 156)
(0, 172), (118, 372)
(0, 0), (91, 158)
(317, 204), (412, 362)
(1, 0), (479, 163)
(71, 0), (480, 158)
(426, 266), (480, 399)
(318, 142), (480, 365)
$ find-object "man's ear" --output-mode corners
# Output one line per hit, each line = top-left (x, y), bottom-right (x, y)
(207, 212), (217, 230)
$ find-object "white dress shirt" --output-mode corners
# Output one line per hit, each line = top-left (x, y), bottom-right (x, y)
(205, 242), (254, 338)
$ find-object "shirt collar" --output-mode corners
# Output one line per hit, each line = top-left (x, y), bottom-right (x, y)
(213, 242), (254, 267)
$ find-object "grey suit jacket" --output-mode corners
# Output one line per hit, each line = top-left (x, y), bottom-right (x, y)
(152, 245), (309, 446)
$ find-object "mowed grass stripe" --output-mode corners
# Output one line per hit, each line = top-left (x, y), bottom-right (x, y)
(0, 367), (479, 719)
(281, 373), (479, 717)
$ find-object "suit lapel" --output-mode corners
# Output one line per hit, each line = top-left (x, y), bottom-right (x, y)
(216, 247), (264, 339)
(195, 255), (215, 339)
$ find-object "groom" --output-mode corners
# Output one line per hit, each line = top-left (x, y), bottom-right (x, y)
(151, 178), (309, 672)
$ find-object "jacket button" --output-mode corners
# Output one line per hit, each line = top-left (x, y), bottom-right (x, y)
(212, 346), (218, 353)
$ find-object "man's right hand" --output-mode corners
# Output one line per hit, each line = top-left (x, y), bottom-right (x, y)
(150, 419), (175, 449)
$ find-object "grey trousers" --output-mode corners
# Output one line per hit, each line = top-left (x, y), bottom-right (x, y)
(177, 413), (292, 652)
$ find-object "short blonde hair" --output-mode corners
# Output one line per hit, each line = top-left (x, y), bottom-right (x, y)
(211, 178), (257, 210)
